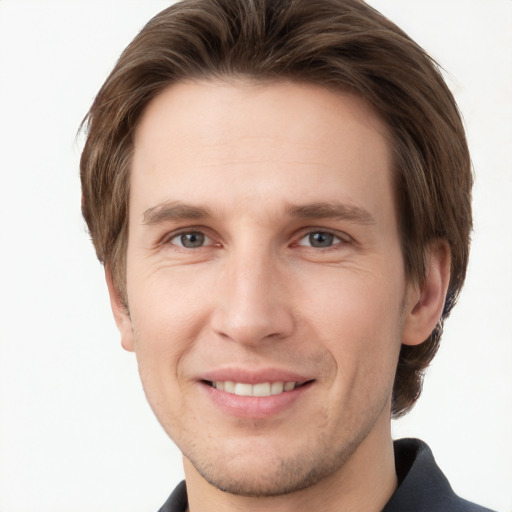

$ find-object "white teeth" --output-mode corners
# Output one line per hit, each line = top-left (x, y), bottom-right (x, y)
(224, 381), (235, 393)
(234, 383), (253, 396)
(253, 382), (271, 396)
(212, 381), (298, 397)
(270, 382), (284, 394)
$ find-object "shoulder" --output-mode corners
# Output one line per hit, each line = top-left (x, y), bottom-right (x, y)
(383, 438), (495, 512)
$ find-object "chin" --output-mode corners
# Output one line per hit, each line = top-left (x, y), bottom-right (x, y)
(195, 459), (333, 497)
(183, 432), (358, 498)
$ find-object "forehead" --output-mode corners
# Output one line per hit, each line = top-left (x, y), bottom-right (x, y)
(130, 79), (393, 222)
(134, 79), (389, 157)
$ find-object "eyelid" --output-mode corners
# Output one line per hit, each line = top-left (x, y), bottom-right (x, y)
(160, 226), (219, 248)
(172, 231), (212, 247)
(294, 228), (352, 247)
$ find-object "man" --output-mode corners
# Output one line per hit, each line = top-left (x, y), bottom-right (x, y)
(80, 0), (495, 510)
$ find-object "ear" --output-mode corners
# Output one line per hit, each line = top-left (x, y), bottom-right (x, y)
(105, 267), (134, 352)
(402, 240), (451, 346)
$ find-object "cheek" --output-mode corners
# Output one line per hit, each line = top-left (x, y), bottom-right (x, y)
(128, 290), (201, 431)
(127, 268), (215, 378)
(297, 264), (405, 374)
(130, 260), (215, 326)
(299, 261), (404, 327)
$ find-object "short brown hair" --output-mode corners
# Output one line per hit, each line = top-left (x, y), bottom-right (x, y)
(80, 0), (472, 417)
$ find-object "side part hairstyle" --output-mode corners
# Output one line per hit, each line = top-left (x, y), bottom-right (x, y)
(80, 0), (472, 417)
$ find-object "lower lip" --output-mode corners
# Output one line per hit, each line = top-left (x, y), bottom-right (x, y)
(199, 382), (312, 419)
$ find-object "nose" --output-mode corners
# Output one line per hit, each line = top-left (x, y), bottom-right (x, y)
(211, 246), (294, 346)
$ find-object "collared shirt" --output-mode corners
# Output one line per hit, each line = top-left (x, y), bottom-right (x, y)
(158, 438), (495, 512)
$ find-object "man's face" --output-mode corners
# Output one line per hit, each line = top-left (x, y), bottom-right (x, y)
(116, 80), (415, 495)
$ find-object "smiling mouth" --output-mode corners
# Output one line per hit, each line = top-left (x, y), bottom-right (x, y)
(204, 380), (311, 397)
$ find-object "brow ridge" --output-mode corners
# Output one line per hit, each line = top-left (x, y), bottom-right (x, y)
(141, 200), (375, 226)
(285, 201), (375, 225)
(142, 201), (213, 225)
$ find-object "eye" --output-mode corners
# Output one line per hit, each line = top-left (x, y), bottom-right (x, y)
(169, 231), (212, 249)
(297, 231), (345, 248)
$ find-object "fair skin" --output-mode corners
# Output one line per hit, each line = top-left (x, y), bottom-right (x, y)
(107, 80), (450, 512)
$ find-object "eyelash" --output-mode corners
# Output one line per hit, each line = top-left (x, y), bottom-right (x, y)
(163, 227), (351, 251)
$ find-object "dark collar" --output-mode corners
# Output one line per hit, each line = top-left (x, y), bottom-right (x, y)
(382, 438), (494, 512)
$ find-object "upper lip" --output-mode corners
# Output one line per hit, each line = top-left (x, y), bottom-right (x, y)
(200, 367), (314, 385)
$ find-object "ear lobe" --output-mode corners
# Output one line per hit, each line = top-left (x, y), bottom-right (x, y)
(402, 240), (451, 346)
(105, 268), (134, 352)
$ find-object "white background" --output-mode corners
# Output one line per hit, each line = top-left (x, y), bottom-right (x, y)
(0, 1), (511, 511)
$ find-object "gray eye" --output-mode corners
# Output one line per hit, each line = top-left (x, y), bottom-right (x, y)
(174, 232), (206, 248)
(308, 232), (335, 247)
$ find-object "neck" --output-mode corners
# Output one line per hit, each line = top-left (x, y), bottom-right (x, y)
(183, 415), (397, 512)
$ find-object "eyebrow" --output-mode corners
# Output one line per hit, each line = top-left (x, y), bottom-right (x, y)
(284, 201), (375, 225)
(142, 201), (213, 225)
(142, 200), (375, 226)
